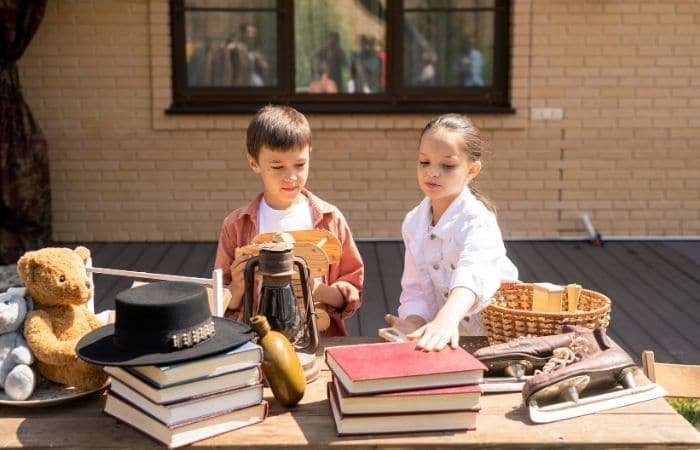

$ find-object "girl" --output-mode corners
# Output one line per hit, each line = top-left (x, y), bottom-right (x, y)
(385, 114), (518, 351)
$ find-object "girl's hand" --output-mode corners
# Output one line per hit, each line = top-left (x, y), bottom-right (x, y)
(408, 286), (475, 351)
(407, 313), (461, 352)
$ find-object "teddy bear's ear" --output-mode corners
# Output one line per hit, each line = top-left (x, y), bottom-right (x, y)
(74, 246), (91, 264)
(17, 252), (37, 284)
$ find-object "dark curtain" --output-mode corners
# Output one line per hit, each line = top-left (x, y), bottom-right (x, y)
(0, 0), (50, 264)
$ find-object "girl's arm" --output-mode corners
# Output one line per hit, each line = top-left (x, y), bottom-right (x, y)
(449, 219), (513, 318)
(407, 217), (513, 351)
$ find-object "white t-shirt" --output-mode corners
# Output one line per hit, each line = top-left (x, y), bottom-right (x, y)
(257, 195), (314, 233)
(256, 194), (321, 289)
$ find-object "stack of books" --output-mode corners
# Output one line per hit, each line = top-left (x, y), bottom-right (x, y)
(324, 341), (486, 436)
(103, 341), (267, 448)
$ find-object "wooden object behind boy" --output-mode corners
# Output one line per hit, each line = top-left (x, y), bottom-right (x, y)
(252, 230), (341, 264)
(531, 282), (565, 312)
(238, 229), (338, 278)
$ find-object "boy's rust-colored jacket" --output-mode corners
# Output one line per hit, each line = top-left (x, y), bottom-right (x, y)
(214, 189), (364, 336)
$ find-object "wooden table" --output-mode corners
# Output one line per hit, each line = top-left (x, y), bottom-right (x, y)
(1, 337), (698, 449)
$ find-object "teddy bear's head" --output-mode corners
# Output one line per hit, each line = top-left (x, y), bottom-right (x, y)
(17, 246), (93, 307)
(0, 288), (32, 334)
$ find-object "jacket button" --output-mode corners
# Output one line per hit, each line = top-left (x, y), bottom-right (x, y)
(432, 264), (439, 270)
(429, 234), (436, 240)
(443, 291), (449, 298)
(450, 264), (456, 270)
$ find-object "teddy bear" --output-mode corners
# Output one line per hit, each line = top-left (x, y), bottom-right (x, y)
(0, 287), (36, 400)
(18, 246), (108, 391)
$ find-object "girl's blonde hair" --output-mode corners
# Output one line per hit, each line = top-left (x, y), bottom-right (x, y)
(420, 114), (495, 212)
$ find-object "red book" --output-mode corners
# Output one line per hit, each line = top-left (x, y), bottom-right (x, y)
(324, 341), (486, 395)
(327, 382), (478, 436)
(331, 376), (481, 415)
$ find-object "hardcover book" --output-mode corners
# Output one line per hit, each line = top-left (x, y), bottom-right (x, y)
(104, 394), (268, 449)
(109, 378), (264, 426)
(325, 341), (486, 394)
(104, 364), (261, 404)
(327, 382), (478, 436)
(330, 376), (481, 415)
(128, 341), (263, 387)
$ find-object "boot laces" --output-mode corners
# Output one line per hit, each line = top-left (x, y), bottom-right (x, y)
(535, 335), (589, 375)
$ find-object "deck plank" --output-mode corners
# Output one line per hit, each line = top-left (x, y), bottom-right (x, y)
(94, 242), (172, 311)
(506, 242), (546, 282)
(555, 241), (672, 361)
(73, 239), (700, 364)
(374, 241), (404, 317)
(353, 242), (385, 337)
(563, 241), (698, 363)
(663, 240), (700, 267)
(514, 241), (654, 362)
(179, 242), (219, 278)
(610, 241), (699, 323)
(503, 242), (535, 282)
(92, 243), (150, 312)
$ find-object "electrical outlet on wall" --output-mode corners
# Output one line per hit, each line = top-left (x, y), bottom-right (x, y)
(531, 107), (564, 121)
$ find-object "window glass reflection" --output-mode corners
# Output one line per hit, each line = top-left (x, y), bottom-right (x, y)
(295, 0), (386, 94)
(403, 10), (494, 87)
(185, 9), (277, 87)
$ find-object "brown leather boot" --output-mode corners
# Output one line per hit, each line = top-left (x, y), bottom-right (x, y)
(522, 327), (636, 405)
(474, 325), (596, 378)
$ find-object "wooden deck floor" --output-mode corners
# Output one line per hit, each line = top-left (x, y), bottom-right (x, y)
(80, 240), (700, 365)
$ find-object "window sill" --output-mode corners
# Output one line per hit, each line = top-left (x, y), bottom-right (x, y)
(166, 102), (516, 115)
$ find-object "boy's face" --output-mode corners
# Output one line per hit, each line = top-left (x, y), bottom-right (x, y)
(248, 145), (310, 210)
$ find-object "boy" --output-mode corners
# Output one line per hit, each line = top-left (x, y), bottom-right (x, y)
(214, 105), (364, 336)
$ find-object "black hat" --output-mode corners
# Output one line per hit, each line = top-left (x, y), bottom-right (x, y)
(76, 281), (253, 366)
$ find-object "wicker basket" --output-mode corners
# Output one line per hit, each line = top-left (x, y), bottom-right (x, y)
(481, 282), (611, 344)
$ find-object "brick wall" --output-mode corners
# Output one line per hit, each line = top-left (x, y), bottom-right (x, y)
(18, 0), (700, 241)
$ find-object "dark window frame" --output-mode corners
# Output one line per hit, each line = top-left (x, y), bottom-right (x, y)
(168, 0), (512, 114)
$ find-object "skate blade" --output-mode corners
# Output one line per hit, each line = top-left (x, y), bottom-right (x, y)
(528, 382), (667, 423)
(481, 376), (533, 393)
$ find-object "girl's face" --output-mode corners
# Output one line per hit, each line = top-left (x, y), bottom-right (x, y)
(248, 145), (310, 210)
(417, 128), (481, 208)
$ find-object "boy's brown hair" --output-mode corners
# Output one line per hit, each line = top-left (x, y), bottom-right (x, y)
(246, 105), (312, 161)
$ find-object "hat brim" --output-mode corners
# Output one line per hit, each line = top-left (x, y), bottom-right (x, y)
(76, 317), (254, 367)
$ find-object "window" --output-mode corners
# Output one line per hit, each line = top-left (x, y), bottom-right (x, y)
(169, 0), (511, 113)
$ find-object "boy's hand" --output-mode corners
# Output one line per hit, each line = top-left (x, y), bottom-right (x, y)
(227, 250), (254, 311)
(312, 278), (344, 309)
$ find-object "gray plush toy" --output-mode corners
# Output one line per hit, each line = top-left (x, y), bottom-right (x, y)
(0, 287), (36, 401)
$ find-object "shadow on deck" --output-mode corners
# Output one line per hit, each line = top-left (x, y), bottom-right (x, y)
(80, 240), (700, 365)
